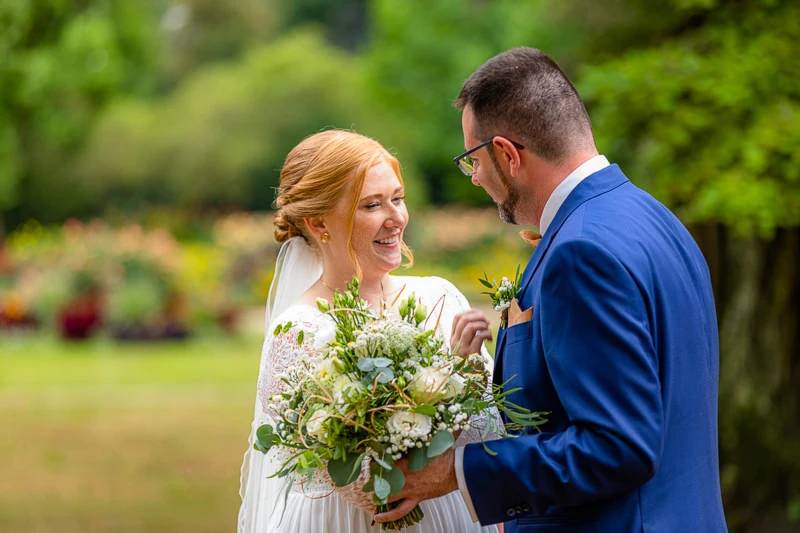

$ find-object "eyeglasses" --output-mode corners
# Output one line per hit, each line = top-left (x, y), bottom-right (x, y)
(453, 137), (525, 176)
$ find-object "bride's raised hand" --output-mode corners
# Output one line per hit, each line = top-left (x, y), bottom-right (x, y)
(450, 309), (492, 357)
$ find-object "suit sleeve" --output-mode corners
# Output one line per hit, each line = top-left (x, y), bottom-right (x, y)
(462, 238), (663, 524)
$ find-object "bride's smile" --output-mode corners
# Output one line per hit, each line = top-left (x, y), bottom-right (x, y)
(319, 160), (409, 286)
(242, 129), (499, 533)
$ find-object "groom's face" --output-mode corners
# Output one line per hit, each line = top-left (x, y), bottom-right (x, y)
(462, 107), (520, 224)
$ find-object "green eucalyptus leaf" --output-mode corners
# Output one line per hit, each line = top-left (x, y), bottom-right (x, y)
(327, 453), (363, 487)
(373, 476), (391, 502)
(254, 425), (274, 453)
(372, 357), (392, 368)
(408, 446), (432, 471)
(357, 359), (375, 372)
(382, 461), (406, 496)
(426, 430), (454, 458)
(373, 454), (393, 471)
(376, 369), (394, 384)
(362, 478), (375, 493)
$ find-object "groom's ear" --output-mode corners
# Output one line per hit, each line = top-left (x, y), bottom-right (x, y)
(493, 137), (522, 177)
(304, 216), (327, 239)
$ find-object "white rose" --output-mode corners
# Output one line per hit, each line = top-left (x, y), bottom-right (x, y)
(315, 357), (341, 383)
(441, 373), (466, 400)
(306, 408), (331, 441)
(313, 323), (336, 351)
(409, 366), (451, 402)
(333, 381), (367, 413)
(342, 381), (366, 402)
(386, 411), (432, 439)
(331, 375), (353, 396)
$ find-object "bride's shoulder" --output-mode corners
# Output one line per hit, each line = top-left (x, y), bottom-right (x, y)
(393, 275), (468, 302)
(267, 303), (327, 333)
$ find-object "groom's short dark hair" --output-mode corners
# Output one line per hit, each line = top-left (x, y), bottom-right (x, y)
(456, 47), (595, 164)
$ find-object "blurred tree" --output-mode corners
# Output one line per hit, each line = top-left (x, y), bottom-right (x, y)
(155, 0), (281, 91)
(364, 0), (517, 205)
(71, 29), (424, 216)
(0, 0), (158, 235)
(280, 0), (367, 52)
(579, 0), (800, 238)
(366, 1), (800, 528)
(361, 0), (637, 205)
(575, 1), (800, 530)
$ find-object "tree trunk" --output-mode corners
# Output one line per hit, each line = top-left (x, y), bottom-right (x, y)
(692, 224), (800, 532)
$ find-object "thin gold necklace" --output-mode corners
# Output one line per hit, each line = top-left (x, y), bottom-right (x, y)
(319, 278), (338, 292)
(318, 277), (403, 301)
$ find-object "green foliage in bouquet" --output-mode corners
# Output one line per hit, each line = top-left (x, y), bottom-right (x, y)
(255, 278), (547, 530)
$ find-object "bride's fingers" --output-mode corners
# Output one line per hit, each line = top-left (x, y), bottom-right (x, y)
(374, 498), (420, 524)
(450, 311), (472, 347)
(453, 310), (485, 331)
(459, 320), (492, 354)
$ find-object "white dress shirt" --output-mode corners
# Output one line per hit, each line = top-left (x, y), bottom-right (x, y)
(453, 154), (610, 523)
(539, 155), (610, 235)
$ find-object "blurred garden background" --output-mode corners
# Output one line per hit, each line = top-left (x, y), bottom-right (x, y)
(0, 0), (798, 531)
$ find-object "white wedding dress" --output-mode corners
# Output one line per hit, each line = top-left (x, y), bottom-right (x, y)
(238, 272), (500, 533)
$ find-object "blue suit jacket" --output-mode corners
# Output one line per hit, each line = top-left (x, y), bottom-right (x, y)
(462, 165), (727, 532)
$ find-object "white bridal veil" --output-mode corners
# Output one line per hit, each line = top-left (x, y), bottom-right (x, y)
(237, 236), (322, 532)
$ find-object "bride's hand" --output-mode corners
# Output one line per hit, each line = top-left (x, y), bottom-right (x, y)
(451, 309), (492, 357)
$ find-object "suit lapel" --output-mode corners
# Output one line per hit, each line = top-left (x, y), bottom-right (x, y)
(493, 327), (506, 386)
(517, 164), (629, 297)
(494, 165), (628, 384)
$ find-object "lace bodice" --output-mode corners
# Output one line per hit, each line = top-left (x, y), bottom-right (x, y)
(254, 275), (502, 503)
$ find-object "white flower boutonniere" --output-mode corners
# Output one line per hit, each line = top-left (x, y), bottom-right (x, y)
(479, 265), (522, 329)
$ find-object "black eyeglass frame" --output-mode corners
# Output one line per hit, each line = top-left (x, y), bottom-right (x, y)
(453, 137), (525, 176)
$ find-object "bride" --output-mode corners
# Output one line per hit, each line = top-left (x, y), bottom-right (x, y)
(238, 130), (500, 532)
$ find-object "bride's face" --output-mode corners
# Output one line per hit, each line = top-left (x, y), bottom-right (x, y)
(325, 161), (408, 280)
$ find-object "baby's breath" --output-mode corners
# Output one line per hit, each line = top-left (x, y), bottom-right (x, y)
(254, 276), (547, 530)
(478, 264), (522, 328)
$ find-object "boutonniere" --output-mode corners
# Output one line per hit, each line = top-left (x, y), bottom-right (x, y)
(479, 265), (522, 329)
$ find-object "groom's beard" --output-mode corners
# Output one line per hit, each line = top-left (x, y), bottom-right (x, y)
(490, 155), (520, 225)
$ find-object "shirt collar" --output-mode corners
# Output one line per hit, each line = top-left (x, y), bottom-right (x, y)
(538, 155), (610, 236)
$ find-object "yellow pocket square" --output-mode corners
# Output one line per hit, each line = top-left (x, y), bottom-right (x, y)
(508, 298), (533, 327)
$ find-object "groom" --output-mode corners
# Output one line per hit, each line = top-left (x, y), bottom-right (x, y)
(375, 47), (727, 532)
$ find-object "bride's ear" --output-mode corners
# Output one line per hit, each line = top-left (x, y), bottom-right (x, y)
(304, 216), (327, 241)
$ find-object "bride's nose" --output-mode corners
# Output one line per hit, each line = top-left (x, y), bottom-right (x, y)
(384, 205), (406, 228)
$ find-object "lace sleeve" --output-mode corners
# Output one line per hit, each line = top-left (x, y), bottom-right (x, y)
(240, 306), (327, 533)
(256, 305), (376, 513)
(257, 306), (334, 408)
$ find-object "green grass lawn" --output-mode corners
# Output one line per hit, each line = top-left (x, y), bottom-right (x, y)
(0, 304), (502, 533)
(0, 335), (263, 533)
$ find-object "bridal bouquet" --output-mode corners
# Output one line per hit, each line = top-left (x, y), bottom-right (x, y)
(255, 279), (545, 530)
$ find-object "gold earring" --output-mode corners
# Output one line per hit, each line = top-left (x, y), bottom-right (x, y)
(321, 231), (330, 243)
